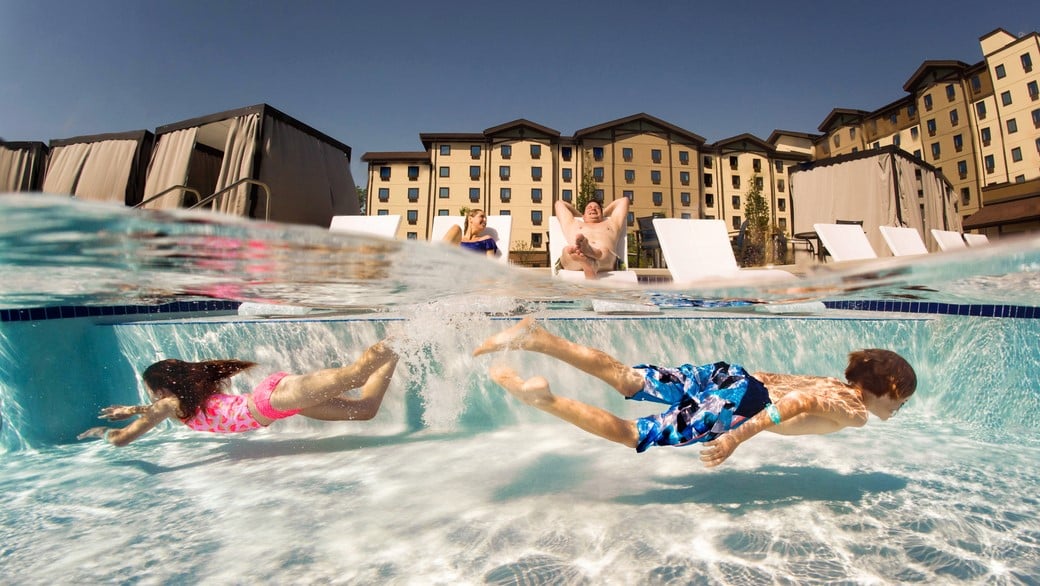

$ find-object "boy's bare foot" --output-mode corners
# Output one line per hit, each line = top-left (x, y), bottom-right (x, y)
(473, 316), (537, 356)
(489, 365), (552, 406)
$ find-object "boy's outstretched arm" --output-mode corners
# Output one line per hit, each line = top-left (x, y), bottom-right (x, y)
(699, 391), (816, 468)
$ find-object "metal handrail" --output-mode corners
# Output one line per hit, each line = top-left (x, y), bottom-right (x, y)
(189, 179), (272, 222)
(133, 185), (203, 209)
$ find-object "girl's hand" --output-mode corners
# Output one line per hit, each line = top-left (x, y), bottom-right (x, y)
(700, 434), (739, 468)
(77, 427), (109, 441)
(99, 405), (138, 421)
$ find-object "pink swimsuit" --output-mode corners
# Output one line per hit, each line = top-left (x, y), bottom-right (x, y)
(181, 372), (299, 433)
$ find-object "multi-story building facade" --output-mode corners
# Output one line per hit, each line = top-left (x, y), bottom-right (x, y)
(364, 27), (1040, 254)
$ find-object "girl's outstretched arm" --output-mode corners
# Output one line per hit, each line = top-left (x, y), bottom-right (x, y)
(78, 397), (179, 447)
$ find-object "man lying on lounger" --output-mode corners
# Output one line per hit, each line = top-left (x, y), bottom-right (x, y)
(555, 198), (628, 280)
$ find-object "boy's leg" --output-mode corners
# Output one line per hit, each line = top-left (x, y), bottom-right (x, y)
(270, 341), (398, 412)
(474, 317), (645, 397)
(297, 357), (399, 421)
(490, 366), (639, 448)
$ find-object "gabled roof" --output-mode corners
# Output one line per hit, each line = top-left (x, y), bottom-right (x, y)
(483, 118), (560, 138)
(573, 113), (705, 145)
(418, 132), (485, 150)
(817, 108), (870, 133)
(766, 129), (820, 144)
(709, 133), (774, 153)
(361, 151), (429, 163)
(902, 60), (972, 92)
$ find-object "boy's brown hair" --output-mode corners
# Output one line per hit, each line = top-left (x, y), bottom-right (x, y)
(845, 349), (917, 399)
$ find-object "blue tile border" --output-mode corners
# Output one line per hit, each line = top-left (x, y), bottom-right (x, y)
(822, 300), (1040, 319)
(0, 300), (241, 322)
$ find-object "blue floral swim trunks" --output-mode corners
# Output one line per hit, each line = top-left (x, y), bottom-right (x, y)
(630, 362), (771, 452)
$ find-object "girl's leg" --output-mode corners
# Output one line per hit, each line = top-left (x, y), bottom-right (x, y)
(490, 366), (639, 448)
(473, 317), (644, 397)
(270, 341), (397, 412)
(297, 357), (399, 421)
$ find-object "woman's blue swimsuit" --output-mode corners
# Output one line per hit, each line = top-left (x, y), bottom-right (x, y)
(631, 362), (772, 452)
(460, 239), (499, 255)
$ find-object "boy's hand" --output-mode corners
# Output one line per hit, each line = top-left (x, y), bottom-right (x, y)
(700, 434), (739, 468)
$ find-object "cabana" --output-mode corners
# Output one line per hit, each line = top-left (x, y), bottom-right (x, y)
(141, 104), (359, 226)
(790, 146), (961, 255)
(40, 131), (154, 205)
(0, 141), (48, 192)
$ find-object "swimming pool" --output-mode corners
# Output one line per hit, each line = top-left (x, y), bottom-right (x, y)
(2, 195), (1039, 583)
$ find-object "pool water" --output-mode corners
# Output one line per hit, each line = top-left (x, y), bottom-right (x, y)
(1, 195), (1039, 584)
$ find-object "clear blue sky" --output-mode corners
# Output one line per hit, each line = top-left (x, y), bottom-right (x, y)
(2, 0), (1037, 186)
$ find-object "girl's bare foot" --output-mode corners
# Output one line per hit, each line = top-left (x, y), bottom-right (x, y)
(489, 365), (552, 406)
(473, 316), (538, 356)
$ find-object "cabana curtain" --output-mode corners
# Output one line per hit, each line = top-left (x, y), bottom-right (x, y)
(0, 146), (38, 192)
(142, 128), (198, 209)
(213, 113), (260, 217)
(41, 143), (91, 195)
(71, 139), (138, 203)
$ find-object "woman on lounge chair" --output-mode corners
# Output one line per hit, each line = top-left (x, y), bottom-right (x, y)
(442, 208), (499, 258)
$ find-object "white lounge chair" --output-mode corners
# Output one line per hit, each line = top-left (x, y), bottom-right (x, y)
(548, 216), (637, 283)
(931, 229), (967, 251)
(879, 225), (928, 256)
(653, 218), (794, 283)
(813, 223), (878, 262)
(963, 233), (989, 247)
(329, 214), (402, 238)
(431, 214), (513, 264)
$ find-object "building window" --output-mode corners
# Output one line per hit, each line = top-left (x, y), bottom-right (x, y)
(1001, 91), (1012, 106)
(778, 179), (786, 192)
(1011, 147), (1023, 162)
(850, 127), (856, 139)
(777, 198), (786, 212)
(705, 193), (714, 207)
(530, 144), (541, 159)
(1035, 137), (1040, 152)
(378, 187), (389, 202)
(562, 168), (572, 182)
(652, 192), (663, 206)
(501, 145), (512, 159)
(976, 101), (987, 119)
(407, 165), (419, 180)
(561, 146), (572, 161)
(729, 156), (739, 169)
(593, 167), (604, 181)
(914, 149), (921, 158)
(1028, 81), (1039, 100)
(469, 188), (480, 202)
(984, 154), (995, 173)
(379, 166), (391, 180)
(627, 212), (635, 226)
(894, 135), (901, 147)
(995, 64), (1006, 79)
(1023, 53), (1034, 72)
(731, 175), (740, 189)
(593, 147), (604, 161)
(651, 170), (661, 184)
(910, 127), (919, 139)
(961, 188), (971, 206)
(926, 119), (936, 136)
(439, 166), (449, 178)
(833, 134), (841, 147)
(679, 151), (689, 164)
(1033, 108), (1040, 128)
(889, 112), (899, 124)
(594, 189), (603, 200)
(414, 188), (424, 201)
(931, 142), (941, 159)
(624, 169), (635, 183)
(532, 232), (542, 248)
(704, 174), (713, 187)
(470, 145), (481, 159)
(440, 145), (450, 156)
(438, 209), (449, 216)
(680, 192), (691, 206)
(680, 171), (690, 185)
(622, 147), (633, 162)
(469, 165), (480, 180)
(981, 127), (991, 145)
(651, 149), (662, 164)
(907, 104), (917, 118)
(407, 232), (417, 240)
(752, 159), (761, 172)
(971, 75), (982, 92)
(703, 156), (713, 169)
(755, 176), (763, 189)
(500, 188), (511, 202)
(774, 160), (783, 173)
(957, 160), (968, 179)
(1007, 118), (1018, 134)
(873, 141), (881, 150)
(500, 166), (510, 180)
(950, 109), (959, 126)
(923, 94), (933, 110)
(500, 210), (510, 216)
(623, 190), (634, 202)
(562, 189), (572, 202)
(376, 209), (388, 216)
(531, 210), (543, 225)
(953, 134), (963, 152)
(732, 195), (741, 209)
(946, 84), (956, 101)
(732, 216), (742, 231)
(531, 188), (542, 203)
(531, 167), (542, 181)
(407, 210), (418, 225)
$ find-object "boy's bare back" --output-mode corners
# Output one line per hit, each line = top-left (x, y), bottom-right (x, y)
(753, 372), (870, 435)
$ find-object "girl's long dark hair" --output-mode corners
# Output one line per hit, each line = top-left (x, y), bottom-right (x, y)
(142, 359), (256, 419)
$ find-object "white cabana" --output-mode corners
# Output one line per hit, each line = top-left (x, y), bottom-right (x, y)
(0, 141), (48, 192)
(790, 147), (961, 254)
(39, 131), (153, 205)
(141, 104), (359, 226)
